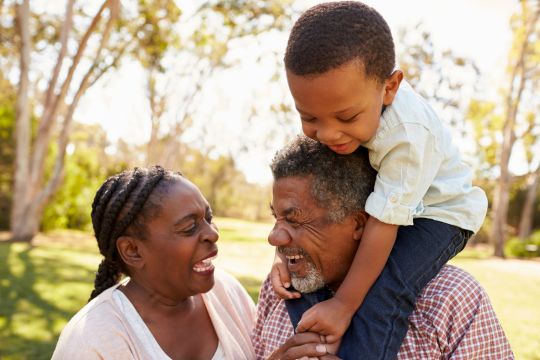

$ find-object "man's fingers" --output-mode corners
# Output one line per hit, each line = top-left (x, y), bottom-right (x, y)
(268, 333), (326, 360)
(281, 343), (328, 360)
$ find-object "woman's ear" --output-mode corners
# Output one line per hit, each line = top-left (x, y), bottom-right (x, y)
(382, 70), (403, 106)
(353, 211), (369, 241)
(117, 236), (144, 270)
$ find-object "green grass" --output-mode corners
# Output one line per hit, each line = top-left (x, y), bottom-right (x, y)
(1, 219), (539, 359)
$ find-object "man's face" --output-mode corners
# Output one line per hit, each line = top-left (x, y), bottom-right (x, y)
(268, 176), (362, 292)
(286, 60), (399, 154)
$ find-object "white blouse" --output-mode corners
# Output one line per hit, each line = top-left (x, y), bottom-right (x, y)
(113, 289), (226, 360)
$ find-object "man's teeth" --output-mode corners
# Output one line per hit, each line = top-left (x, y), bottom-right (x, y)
(193, 255), (217, 272)
(285, 255), (304, 260)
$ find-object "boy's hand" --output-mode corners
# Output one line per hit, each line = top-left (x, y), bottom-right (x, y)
(271, 251), (301, 299)
(296, 298), (354, 344)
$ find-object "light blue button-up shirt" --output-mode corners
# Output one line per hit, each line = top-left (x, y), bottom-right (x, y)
(363, 81), (487, 233)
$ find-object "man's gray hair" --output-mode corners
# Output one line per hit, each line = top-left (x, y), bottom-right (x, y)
(270, 136), (376, 222)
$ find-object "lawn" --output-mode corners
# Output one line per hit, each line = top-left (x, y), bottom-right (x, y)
(1, 217), (539, 359)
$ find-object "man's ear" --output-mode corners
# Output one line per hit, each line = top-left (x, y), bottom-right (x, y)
(353, 211), (369, 241)
(382, 70), (403, 106)
(117, 235), (144, 270)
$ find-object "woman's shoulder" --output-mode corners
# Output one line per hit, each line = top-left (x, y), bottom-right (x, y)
(52, 287), (131, 359)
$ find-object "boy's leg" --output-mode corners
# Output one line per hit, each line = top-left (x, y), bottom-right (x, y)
(338, 218), (468, 359)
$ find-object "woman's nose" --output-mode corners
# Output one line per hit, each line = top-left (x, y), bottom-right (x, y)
(203, 222), (219, 243)
(268, 224), (291, 247)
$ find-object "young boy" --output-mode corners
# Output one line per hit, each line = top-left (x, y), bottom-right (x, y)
(271, 2), (488, 358)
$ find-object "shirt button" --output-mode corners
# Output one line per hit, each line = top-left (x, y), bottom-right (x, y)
(389, 194), (398, 203)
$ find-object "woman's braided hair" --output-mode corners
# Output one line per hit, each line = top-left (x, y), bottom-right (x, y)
(88, 165), (181, 301)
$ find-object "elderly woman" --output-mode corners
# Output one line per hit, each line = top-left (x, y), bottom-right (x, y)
(52, 166), (255, 359)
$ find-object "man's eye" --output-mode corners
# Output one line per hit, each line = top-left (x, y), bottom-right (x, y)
(285, 217), (299, 226)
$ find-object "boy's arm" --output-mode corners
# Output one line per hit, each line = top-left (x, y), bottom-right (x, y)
(334, 216), (397, 310)
(296, 216), (397, 342)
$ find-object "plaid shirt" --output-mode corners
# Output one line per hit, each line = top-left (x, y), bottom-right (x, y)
(253, 265), (513, 359)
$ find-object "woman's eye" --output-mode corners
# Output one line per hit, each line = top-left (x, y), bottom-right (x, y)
(181, 223), (197, 235)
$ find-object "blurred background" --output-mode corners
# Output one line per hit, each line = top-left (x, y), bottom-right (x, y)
(1, 0), (539, 359)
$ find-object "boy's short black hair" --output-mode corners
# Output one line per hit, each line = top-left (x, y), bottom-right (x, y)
(284, 1), (395, 83)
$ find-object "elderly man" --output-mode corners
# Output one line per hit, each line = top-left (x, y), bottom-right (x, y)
(253, 136), (513, 359)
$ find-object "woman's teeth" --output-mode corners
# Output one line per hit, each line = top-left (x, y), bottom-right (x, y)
(193, 255), (216, 272)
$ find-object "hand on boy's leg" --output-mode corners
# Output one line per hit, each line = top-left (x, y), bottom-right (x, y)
(295, 297), (353, 344)
(271, 251), (301, 299)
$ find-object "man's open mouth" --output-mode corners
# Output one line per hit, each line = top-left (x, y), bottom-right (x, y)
(285, 254), (304, 264)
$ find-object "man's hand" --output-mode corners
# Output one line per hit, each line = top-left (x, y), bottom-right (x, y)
(267, 332), (340, 360)
(296, 298), (353, 344)
(271, 251), (301, 299)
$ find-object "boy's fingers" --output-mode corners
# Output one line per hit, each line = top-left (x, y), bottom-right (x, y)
(296, 317), (316, 333)
(326, 335), (339, 344)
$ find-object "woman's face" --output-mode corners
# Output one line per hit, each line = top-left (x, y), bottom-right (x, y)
(136, 177), (219, 300)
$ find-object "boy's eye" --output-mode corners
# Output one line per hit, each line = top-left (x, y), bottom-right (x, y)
(301, 116), (316, 123)
(337, 113), (360, 122)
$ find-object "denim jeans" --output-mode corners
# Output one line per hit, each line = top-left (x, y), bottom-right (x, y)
(285, 218), (471, 360)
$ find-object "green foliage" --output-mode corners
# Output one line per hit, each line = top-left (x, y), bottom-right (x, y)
(505, 231), (540, 258)
(0, 73), (15, 230)
(41, 123), (126, 232)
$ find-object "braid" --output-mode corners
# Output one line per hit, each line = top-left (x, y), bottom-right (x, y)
(89, 258), (121, 301)
(88, 166), (173, 301)
(97, 169), (144, 253)
(110, 167), (165, 242)
(91, 175), (121, 244)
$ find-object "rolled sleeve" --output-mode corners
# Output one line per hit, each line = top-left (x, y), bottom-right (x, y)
(365, 122), (443, 226)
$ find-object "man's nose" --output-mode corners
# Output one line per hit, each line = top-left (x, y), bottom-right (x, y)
(268, 224), (291, 247)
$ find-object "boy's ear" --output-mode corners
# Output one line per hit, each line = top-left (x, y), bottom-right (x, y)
(353, 211), (369, 241)
(382, 70), (403, 105)
(117, 235), (144, 270)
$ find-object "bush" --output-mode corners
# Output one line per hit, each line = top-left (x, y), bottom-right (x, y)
(505, 231), (540, 258)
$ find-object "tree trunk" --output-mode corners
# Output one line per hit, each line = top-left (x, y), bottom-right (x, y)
(10, 0), (119, 243)
(491, 3), (540, 257)
(11, 0), (31, 242)
(518, 168), (540, 239)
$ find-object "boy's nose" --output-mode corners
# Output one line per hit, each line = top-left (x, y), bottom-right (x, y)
(268, 225), (291, 247)
(316, 126), (341, 143)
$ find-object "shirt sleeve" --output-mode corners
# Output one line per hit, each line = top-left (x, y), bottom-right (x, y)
(252, 276), (274, 360)
(399, 266), (514, 359)
(365, 122), (442, 225)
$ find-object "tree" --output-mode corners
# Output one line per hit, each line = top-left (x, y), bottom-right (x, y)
(11, 0), (122, 242)
(491, 0), (540, 257)
(0, 73), (16, 230)
(133, 0), (294, 166)
(517, 111), (540, 239)
(397, 23), (480, 134)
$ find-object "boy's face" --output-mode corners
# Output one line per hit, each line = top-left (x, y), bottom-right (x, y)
(286, 60), (402, 154)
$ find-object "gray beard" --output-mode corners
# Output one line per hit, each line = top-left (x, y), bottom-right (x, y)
(290, 260), (325, 293)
